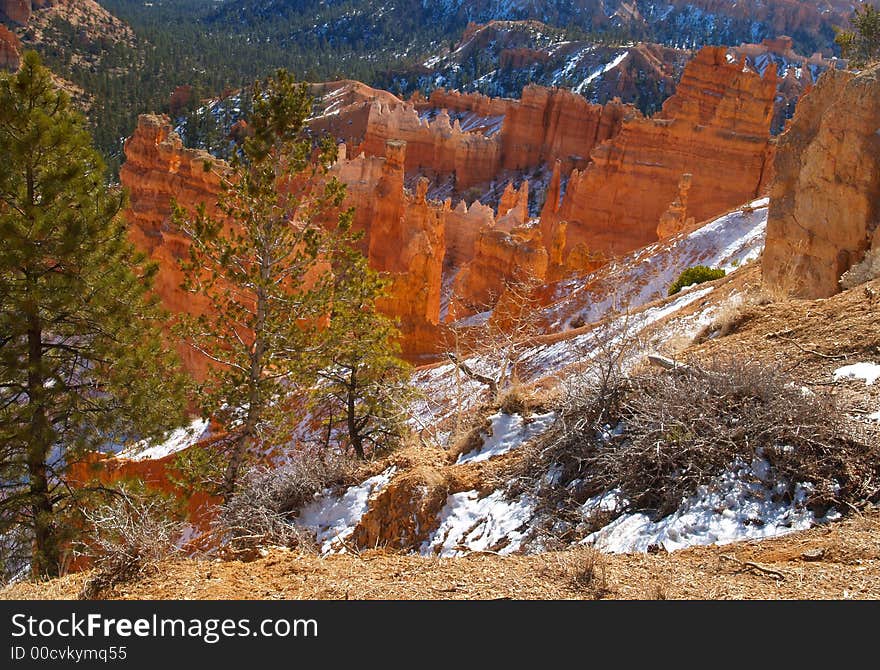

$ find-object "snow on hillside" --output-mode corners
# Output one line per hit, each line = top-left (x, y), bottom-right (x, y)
(421, 490), (536, 557)
(582, 458), (825, 553)
(118, 418), (211, 461)
(546, 197), (768, 330)
(456, 411), (555, 464)
(298, 467), (397, 554)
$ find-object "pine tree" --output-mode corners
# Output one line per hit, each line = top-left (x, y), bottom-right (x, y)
(313, 218), (412, 460)
(0, 52), (189, 578)
(836, 4), (880, 68)
(174, 69), (344, 499)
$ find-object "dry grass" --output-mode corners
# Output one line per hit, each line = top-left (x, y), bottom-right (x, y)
(5, 509), (880, 600)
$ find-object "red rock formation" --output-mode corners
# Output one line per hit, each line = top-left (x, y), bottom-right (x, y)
(119, 115), (226, 379)
(763, 65), (880, 298)
(499, 86), (632, 173)
(356, 83), (631, 194)
(425, 88), (510, 119)
(495, 179), (529, 231)
(499, 47), (550, 70)
(344, 141), (446, 356)
(552, 46), (776, 259)
(657, 173), (695, 239)
(443, 198), (495, 272)
(121, 116), (451, 365)
(450, 223), (548, 320)
(0, 24), (20, 70)
(1, 0), (31, 24)
(358, 101), (501, 189)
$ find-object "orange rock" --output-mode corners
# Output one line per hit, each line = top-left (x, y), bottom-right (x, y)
(496, 179), (529, 231)
(552, 46), (776, 260)
(1, 0), (31, 24)
(120, 114), (227, 379)
(763, 65), (880, 298)
(657, 173), (695, 239)
(359, 100), (501, 189)
(0, 24), (20, 71)
(499, 86), (631, 174)
(450, 223), (548, 320)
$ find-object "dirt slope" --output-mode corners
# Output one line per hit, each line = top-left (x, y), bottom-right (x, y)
(4, 509), (878, 600)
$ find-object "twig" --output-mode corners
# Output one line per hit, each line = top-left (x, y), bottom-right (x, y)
(720, 554), (787, 581)
(769, 335), (849, 360)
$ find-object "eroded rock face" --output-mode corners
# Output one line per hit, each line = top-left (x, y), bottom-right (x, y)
(657, 173), (695, 240)
(552, 46), (776, 260)
(499, 85), (632, 174)
(763, 65), (880, 298)
(358, 101), (501, 189)
(450, 223), (548, 320)
(1, 0), (32, 25)
(0, 24), (20, 70)
(121, 116), (451, 366)
(119, 115), (226, 379)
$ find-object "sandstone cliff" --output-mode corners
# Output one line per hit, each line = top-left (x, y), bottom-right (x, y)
(121, 116), (452, 366)
(119, 115), (226, 379)
(763, 65), (880, 298)
(0, 24), (19, 70)
(499, 85), (631, 174)
(550, 46), (776, 260)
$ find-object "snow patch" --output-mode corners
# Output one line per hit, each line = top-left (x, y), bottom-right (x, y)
(833, 362), (880, 386)
(298, 467), (396, 554)
(119, 418), (211, 461)
(582, 459), (818, 553)
(421, 490), (534, 557)
(456, 411), (556, 464)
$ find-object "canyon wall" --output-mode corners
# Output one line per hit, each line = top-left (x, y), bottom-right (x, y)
(499, 85), (632, 173)
(333, 141), (447, 357)
(358, 101), (501, 189)
(0, 24), (19, 70)
(120, 116), (456, 367)
(549, 46), (776, 259)
(763, 65), (880, 298)
(119, 115), (226, 379)
(357, 82), (632, 193)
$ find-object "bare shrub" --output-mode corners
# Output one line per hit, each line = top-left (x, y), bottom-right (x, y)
(840, 248), (880, 290)
(546, 546), (610, 598)
(77, 489), (183, 599)
(213, 452), (355, 558)
(446, 413), (491, 464)
(498, 385), (528, 416)
(605, 359), (879, 517)
(518, 354), (880, 535)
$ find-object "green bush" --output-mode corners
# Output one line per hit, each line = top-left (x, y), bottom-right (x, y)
(668, 265), (726, 296)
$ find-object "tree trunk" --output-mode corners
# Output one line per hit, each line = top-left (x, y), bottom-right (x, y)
(346, 370), (365, 460)
(221, 257), (269, 501)
(26, 310), (59, 577)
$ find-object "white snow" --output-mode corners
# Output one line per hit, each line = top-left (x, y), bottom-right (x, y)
(574, 52), (628, 94)
(119, 418), (211, 461)
(867, 410), (880, 422)
(456, 411), (556, 464)
(421, 490), (535, 557)
(834, 362), (880, 386)
(546, 198), (768, 331)
(298, 466), (396, 554)
(582, 458), (818, 553)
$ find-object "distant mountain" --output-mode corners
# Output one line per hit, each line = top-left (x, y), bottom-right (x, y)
(209, 0), (853, 56)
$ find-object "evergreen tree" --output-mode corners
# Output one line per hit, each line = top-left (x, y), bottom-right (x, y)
(836, 4), (880, 68)
(314, 221), (412, 460)
(0, 52), (189, 578)
(174, 70), (344, 499)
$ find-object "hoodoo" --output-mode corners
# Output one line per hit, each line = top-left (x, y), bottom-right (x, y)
(550, 46), (777, 260)
(763, 65), (880, 298)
